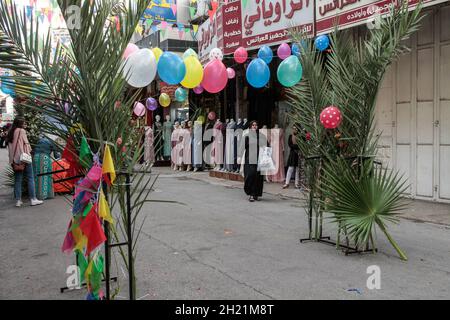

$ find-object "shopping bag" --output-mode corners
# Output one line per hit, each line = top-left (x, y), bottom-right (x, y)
(258, 147), (275, 173)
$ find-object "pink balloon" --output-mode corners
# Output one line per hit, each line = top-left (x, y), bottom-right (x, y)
(277, 43), (292, 60)
(234, 46), (248, 64)
(320, 105), (342, 129)
(133, 102), (146, 117)
(208, 111), (216, 121)
(193, 85), (204, 94)
(201, 60), (228, 94)
(227, 67), (236, 79)
(123, 43), (139, 60)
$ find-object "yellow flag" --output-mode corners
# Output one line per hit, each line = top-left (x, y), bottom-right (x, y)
(102, 145), (116, 185)
(72, 226), (87, 252)
(85, 259), (94, 283)
(192, 24), (199, 33)
(98, 189), (114, 224)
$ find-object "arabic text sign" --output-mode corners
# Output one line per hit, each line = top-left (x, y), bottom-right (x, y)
(222, 0), (243, 54)
(241, 0), (314, 50)
(316, 0), (447, 34)
(143, 0), (177, 23)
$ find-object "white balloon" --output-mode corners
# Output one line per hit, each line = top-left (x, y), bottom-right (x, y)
(209, 48), (223, 61)
(123, 48), (157, 88)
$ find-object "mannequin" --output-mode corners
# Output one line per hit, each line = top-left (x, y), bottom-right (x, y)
(163, 115), (173, 161)
(235, 118), (245, 173)
(180, 121), (192, 171)
(153, 115), (163, 161)
(243, 118), (249, 130)
(268, 124), (285, 183)
(171, 121), (181, 170)
(213, 119), (224, 170)
(144, 126), (155, 165)
(225, 118), (237, 172)
(192, 120), (203, 172)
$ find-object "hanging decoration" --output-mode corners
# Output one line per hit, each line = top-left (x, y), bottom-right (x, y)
(146, 97), (158, 111)
(320, 105), (342, 129)
(183, 48), (198, 59)
(257, 45), (273, 64)
(201, 60), (228, 93)
(193, 85), (204, 94)
(133, 102), (146, 117)
(175, 87), (188, 102)
(209, 48), (223, 61)
(226, 67), (235, 79)
(315, 35), (330, 52)
(246, 58), (270, 88)
(157, 52), (186, 85)
(277, 43), (291, 60)
(180, 55), (203, 89)
(159, 93), (171, 107)
(123, 48), (157, 88)
(151, 47), (163, 62)
(277, 55), (303, 87)
(234, 46), (248, 64)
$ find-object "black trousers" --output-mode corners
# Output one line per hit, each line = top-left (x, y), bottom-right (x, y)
(244, 164), (264, 197)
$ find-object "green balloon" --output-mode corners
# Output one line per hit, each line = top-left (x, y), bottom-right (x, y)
(183, 48), (198, 60)
(277, 55), (303, 87)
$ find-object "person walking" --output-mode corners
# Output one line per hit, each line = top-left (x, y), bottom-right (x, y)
(241, 121), (267, 202)
(283, 126), (301, 189)
(6, 117), (43, 207)
(33, 134), (60, 200)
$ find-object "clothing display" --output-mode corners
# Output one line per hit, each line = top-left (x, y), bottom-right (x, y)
(163, 119), (173, 159)
(171, 127), (183, 167)
(192, 122), (203, 169)
(212, 120), (224, 168)
(268, 128), (285, 183)
(153, 119), (163, 161)
(144, 126), (155, 164)
(181, 127), (192, 167)
(224, 120), (237, 171)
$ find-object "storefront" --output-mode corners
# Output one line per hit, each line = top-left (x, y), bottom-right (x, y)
(196, 0), (450, 202)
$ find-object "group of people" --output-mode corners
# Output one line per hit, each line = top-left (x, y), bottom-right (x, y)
(4, 117), (59, 207)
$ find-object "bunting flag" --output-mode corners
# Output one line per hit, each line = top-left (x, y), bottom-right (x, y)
(77, 252), (89, 283)
(192, 24), (199, 34)
(79, 206), (106, 256)
(72, 225), (88, 252)
(160, 21), (168, 29)
(171, 4), (177, 16)
(98, 190), (114, 224)
(189, 6), (196, 18)
(82, 202), (93, 217)
(79, 136), (93, 169)
(102, 145), (116, 185)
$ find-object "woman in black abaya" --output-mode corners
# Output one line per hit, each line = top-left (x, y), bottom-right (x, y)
(242, 120), (267, 202)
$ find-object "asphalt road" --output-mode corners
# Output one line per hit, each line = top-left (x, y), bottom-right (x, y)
(0, 148), (449, 300)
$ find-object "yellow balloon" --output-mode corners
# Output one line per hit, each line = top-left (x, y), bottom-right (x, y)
(152, 47), (163, 62)
(197, 115), (205, 124)
(159, 93), (171, 107)
(180, 56), (204, 89)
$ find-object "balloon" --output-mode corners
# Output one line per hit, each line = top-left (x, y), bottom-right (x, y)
(234, 46), (248, 64)
(227, 67), (235, 79)
(315, 35), (330, 52)
(208, 111), (216, 121)
(193, 85), (204, 94)
(320, 105), (342, 129)
(123, 48), (157, 88)
(183, 48), (198, 60)
(175, 87), (188, 102)
(277, 43), (291, 60)
(201, 60), (228, 93)
(0, 79), (15, 96)
(258, 45), (273, 64)
(277, 55), (303, 87)
(157, 52), (186, 85)
(145, 97), (158, 111)
(152, 47), (163, 62)
(209, 48), (223, 61)
(159, 93), (171, 107)
(123, 43), (139, 59)
(133, 102), (146, 117)
(197, 115), (205, 124)
(246, 58), (270, 88)
(291, 43), (301, 56)
(180, 55), (203, 88)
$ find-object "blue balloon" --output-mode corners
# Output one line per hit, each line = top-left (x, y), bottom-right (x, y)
(315, 35), (330, 52)
(175, 87), (188, 102)
(0, 78), (15, 97)
(157, 52), (186, 85)
(291, 43), (301, 56)
(246, 58), (270, 88)
(257, 46), (273, 64)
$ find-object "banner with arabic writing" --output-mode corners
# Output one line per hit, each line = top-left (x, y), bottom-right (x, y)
(143, 0), (177, 23)
(316, 0), (448, 34)
(240, 0), (314, 51)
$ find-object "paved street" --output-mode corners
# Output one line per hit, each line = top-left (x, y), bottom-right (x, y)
(0, 148), (449, 300)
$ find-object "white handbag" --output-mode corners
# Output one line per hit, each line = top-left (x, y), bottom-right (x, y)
(20, 152), (32, 164)
(258, 147), (275, 172)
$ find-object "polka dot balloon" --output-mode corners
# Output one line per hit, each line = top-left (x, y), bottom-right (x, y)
(209, 48), (223, 61)
(320, 105), (342, 129)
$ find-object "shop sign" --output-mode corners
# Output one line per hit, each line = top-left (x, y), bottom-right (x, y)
(239, 0), (314, 52)
(160, 82), (178, 99)
(316, 0), (449, 34)
(143, 0), (177, 23)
